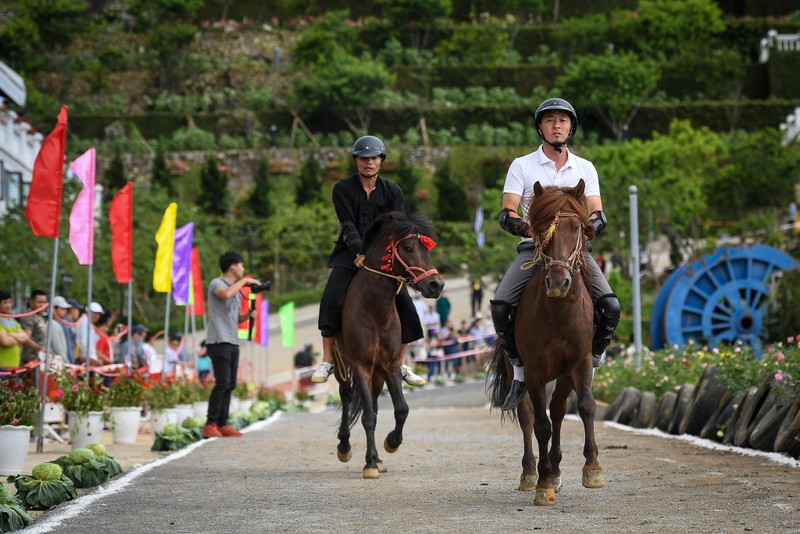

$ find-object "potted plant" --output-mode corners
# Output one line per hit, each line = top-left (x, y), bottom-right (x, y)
(192, 380), (213, 419)
(233, 382), (254, 413)
(0, 379), (39, 475)
(174, 381), (196, 425)
(143, 380), (179, 433)
(55, 373), (108, 450)
(107, 374), (145, 444)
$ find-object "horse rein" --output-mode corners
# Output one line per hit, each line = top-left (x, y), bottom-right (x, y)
(522, 212), (585, 274)
(361, 233), (439, 294)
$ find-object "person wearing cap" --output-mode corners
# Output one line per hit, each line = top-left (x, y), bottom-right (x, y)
(490, 97), (620, 411)
(118, 324), (148, 369)
(312, 135), (426, 387)
(48, 296), (71, 361)
(75, 301), (105, 365)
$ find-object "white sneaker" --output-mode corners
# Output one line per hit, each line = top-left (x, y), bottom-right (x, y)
(311, 362), (334, 383)
(401, 364), (426, 387)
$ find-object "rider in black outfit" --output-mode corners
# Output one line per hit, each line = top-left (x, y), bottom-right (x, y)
(312, 135), (426, 387)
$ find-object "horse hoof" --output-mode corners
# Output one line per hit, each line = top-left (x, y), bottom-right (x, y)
(534, 487), (556, 506)
(376, 461), (387, 473)
(363, 467), (380, 479)
(553, 476), (563, 493)
(384, 437), (399, 454)
(337, 449), (352, 463)
(518, 474), (537, 491)
(582, 468), (605, 489)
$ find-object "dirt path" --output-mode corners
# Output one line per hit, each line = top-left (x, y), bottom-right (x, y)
(26, 382), (800, 534)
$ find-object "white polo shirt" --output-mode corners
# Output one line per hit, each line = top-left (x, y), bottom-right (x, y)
(504, 145), (601, 226)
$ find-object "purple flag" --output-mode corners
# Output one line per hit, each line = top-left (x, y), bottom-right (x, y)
(69, 148), (96, 265)
(259, 299), (269, 347)
(171, 222), (194, 305)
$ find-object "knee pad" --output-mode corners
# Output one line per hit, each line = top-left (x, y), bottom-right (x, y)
(490, 300), (515, 333)
(596, 293), (621, 323)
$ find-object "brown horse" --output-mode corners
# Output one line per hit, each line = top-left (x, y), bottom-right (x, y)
(488, 179), (605, 505)
(334, 211), (444, 479)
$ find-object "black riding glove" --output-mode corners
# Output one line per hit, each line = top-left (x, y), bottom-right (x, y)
(499, 208), (530, 238)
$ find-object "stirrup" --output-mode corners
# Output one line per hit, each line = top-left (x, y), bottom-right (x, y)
(502, 380), (526, 410)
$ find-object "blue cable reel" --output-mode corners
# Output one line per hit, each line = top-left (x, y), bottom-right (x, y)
(650, 244), (798, 356)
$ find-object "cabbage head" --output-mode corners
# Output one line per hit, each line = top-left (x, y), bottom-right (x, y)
(181, 417), (204, 429)
(0, 483), (33, 531)
(67, 448), (97, 464)
(32, 463), (63, 481)
(161, 423), (180, 436)
(86, 443), (108, 457)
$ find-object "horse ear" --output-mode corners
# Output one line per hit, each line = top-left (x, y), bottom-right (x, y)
(534, 181), (544, 196)
(571, 179), (585, 199)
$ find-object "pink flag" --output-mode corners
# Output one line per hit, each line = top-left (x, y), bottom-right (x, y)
(69, 148), (96, 265)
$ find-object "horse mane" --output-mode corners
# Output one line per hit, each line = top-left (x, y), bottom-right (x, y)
(525, 183), (595, 286)
(362, 211), (436, 252)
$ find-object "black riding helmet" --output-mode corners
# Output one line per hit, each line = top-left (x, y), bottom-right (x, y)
(352, 135), (387, 161)
(534, 97), (578, 152)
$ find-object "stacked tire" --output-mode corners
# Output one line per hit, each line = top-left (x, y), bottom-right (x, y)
(602, 366), (800, 459)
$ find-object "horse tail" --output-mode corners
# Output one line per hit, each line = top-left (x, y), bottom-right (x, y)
(486, 340), (509, 407)
(486, 341), (519, 423)
(342, 373), (364, 430)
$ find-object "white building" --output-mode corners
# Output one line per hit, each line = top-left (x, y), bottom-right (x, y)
(0, 59), (43, 218)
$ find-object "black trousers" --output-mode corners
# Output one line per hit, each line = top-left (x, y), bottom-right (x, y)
(318, 265), (423, 343)
(205, 342), (239, 427)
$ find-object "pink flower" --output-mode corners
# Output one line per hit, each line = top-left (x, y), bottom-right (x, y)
(71, 383), (80, 392)
(777, 353), (785, 360)
(734, 347), (741, 353)
(11, 418), (19, 425)
(775, 373), (784, 381)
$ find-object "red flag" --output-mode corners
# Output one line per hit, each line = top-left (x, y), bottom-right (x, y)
(189, 247), (205, 316)
(25, 105), (68, 238)
(109, 182), (133, 283)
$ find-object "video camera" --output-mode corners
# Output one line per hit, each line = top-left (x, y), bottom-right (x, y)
(248, 280), (271, 293)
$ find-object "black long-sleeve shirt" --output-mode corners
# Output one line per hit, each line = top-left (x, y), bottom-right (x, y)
(327, 173), (404, 268)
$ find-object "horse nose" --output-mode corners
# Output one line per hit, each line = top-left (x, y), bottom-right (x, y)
(429, 278), (444, 296)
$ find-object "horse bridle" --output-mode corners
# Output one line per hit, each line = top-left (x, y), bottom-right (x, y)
(528, 212), (585, 274)
(362, 233), (439, 294)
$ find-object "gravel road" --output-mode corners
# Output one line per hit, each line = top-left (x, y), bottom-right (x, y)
(26, 381), (800, 534)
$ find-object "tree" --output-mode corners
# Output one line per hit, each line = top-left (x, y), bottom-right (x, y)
(290, 49), (395, 135)
(394, 154), (422, 213)
(104, 148), (126, 194)
(557, 51), (660, 141)
(295, 154), (323, 206)
(151, 142), (174, 195)
(435, 158), (469, 222)
(128, 0), (204, 89)
(248, 156), (274, 218)
(0, 0), (91, 74)
(291, 10), (361, 67)
(197, 155), (230, 217)
(433, 17), (508, 68)
(378, 0), (452, 53)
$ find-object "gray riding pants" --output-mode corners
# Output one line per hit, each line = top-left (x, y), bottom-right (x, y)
(494, 241), (612, 306)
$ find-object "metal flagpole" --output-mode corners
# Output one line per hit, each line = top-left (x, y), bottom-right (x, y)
(126, 280), (133, 371)
(84, 263), (93, 383)
(190, 304), (198, 370)
(162, 291), (171, 383)
(629, 185), (643, 369)
(36, 238), (59, 453)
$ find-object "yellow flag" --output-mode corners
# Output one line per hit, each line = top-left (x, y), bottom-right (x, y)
(153, 202), (177, 292)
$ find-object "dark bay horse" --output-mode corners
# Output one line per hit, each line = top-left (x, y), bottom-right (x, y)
(334, 211), (444, 479)
(488, 179), (604, 505)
